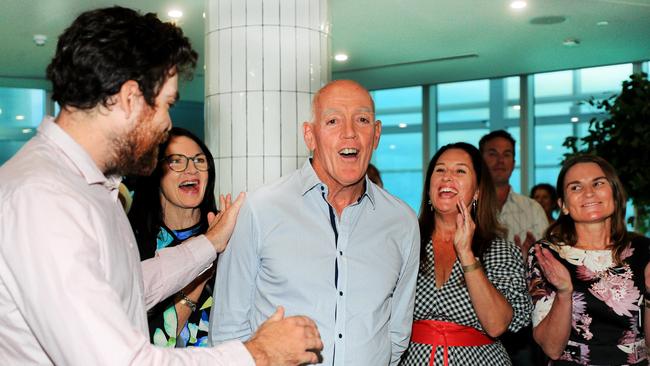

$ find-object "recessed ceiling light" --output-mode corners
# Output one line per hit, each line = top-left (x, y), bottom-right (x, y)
(512, 105), (521, 110)
(571, 117), (579, 123)
(545, 145), (553, 151)
(563, 38), (580, 47)
(22, 128), (33, 134)
(0, 107), (3, 115)
(510, 1), (527, 10)
(202, 12), (206, 19)
(398, 123), (408, 128)
(334, 53), (348, 62)
(15, 115), (25, 120)
(168, 9), (183, 19)
(596, 20), (609, 26)
(388, 144), (397, 150)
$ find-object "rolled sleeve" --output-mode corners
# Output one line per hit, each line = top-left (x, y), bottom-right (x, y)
(483, 240), (533, 333)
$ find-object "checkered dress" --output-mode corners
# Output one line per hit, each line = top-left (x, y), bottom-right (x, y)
(400, 238), (532, 366)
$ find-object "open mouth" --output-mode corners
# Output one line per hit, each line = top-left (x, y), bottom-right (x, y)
(339, 148), (359, 159)
(438, 186), (458, 198)
(179, 179), (200, 194)
(582, 201), (601, 208)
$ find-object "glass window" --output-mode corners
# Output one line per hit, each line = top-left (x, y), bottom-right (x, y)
(376, 112), (422, 127)
(438, 108), (489, 123)
(382, 171), (423, 213)
(438, 80), (489, 105)
(371, 86), (422, 110)
(534, 70), (573, 98)
(437, 128), (489, 148)
(534, 167), (560, 188)
(374, 133), (422, 170)
(0, 87), (47, 165)
(370, 87), (423, 212)
(534, 124), (572, 166)
(535, 102), (575, 117)
(580, 64), (632, 95)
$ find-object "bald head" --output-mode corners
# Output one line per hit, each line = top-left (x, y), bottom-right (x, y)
(302, 79), (381, 197)
(312, 80), (375, 122)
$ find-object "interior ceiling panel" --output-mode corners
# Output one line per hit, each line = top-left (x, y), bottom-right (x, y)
(1, 0), (649, 98)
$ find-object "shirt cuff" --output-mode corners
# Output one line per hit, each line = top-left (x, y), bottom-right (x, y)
(186, 235), (217, 270)
(214, 340), (255, 366)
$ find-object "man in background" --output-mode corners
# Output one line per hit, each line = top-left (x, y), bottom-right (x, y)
(479, 129), (548, 366)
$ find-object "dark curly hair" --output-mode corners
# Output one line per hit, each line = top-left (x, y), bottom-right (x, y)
(47, 6), (197, 110)
(128, 127), (217, 261)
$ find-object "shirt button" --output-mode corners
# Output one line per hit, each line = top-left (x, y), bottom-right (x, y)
(339, 291), (343, 296)
(320, 186), (325, 191)
(339, 251), (343, 255)
(338, 333), (343, 339)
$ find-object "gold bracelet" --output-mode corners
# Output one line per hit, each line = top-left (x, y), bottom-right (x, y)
(462, 261), (482, 273)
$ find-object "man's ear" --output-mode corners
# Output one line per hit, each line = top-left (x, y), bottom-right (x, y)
(373, 119), (382, 150)
(303, 121), (316, 151)
(116, 80), (142, 119)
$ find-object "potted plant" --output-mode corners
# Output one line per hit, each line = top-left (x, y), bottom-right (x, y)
(563, 72), (650, 234)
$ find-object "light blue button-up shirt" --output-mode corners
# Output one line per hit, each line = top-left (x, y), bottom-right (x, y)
(210, 160), (420, 365)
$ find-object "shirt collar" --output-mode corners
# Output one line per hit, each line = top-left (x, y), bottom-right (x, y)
(39, 116), (122, 192)
(298, 159), (376, 209)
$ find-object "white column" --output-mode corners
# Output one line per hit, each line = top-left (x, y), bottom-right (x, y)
(205, 0), (330, 197)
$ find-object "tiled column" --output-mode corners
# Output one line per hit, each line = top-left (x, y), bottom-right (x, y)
(205, 0), (330, 197)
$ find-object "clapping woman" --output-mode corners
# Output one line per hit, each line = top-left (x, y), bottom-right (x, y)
(529, 155), (649, 365)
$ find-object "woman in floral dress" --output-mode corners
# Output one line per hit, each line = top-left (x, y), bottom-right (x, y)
(529, 155), (649, 365)
(129, 127), (218, 348)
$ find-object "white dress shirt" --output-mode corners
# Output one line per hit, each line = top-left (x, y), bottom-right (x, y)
(211, 160), (420, 366)
(499, 188), (549, 242)
(0, 117), (253, 365)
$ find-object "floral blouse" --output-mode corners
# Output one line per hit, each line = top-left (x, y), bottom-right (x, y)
(142, 224), (214, 348)
(528, 236), (649, 365)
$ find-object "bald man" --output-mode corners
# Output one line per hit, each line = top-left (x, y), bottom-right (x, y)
(210, 80), (420, 365)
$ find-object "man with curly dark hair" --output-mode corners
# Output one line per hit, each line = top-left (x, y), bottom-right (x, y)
(0, 6), (321, 365)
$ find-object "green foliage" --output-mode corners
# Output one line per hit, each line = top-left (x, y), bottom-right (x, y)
(563, 72), (650, 232)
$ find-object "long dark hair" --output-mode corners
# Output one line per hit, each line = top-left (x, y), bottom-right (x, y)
(418, 142), (505, 271)
(128, 127), (217, 260)
(544, 155), (630, 263)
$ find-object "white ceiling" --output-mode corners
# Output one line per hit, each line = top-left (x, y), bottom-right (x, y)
(1, 0), (649, 99)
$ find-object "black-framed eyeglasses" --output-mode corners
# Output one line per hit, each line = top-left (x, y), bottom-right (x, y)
(162, 153), (210, 172)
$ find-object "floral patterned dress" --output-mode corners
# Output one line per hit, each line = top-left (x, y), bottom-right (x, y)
(142, 224), (215, 348)
(528, 236), (649, 365)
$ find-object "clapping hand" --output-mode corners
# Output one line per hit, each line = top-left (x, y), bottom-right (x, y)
(534, 244), (573, 295)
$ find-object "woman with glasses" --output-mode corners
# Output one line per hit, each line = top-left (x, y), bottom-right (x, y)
(129, 127), (217, 348)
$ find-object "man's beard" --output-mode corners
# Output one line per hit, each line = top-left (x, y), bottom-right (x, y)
(104, 111), (168, 176)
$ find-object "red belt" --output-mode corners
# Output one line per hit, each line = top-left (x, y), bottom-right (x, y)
(411, 320), (495, 366)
